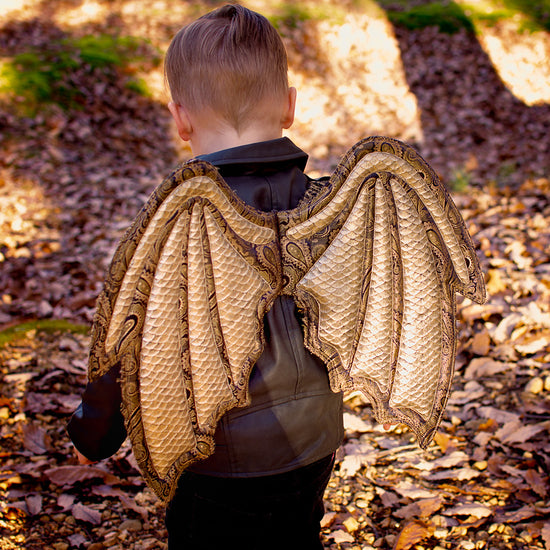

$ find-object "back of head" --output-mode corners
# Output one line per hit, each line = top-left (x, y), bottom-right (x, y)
(165, 4), (289, 132)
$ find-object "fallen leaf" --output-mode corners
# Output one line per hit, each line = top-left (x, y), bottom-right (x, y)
(343, 412), (372, 433)
(394, 497), (444, 519)
(339, 442), (376, 477)
(343, 516), (360, 533)
(394, 481), (437, 499)
(423, 467), (481, 481)
(376, 488), (400, 508)
(25, 494), (42, 515)
(393, 520), (434, 550)
(433, 431), (452, 453)
(476, 406), (519, 424)
(470, 328), (491, 355)
(331, 529), (355, 543)
(321, 512), (337, 528)
(464, 358), (512, 379)
(494, 504), (537, 523)
(515, 337), (550, 355)
(445, 502), (492, 518)
(72, 502), (102, 525)
(45, 465), (121, 487)
(91, 485), (149, 520)
(523, 469), (548, 498)
(412, 450), (469, 471)
(486, 269), (508, 294)
(497, 421), (548, 444)
(57, 493), (75, 511)
(23, 423), (52, 454)
(67, 534), (87, 548)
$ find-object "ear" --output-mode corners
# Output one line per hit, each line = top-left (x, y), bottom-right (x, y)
(281, 87), (297, 130)
(168, 101), (193, 142)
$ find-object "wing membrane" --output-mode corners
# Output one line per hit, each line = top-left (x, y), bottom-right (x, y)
(280, 137), (486, 448)
(88, 162), (281, 500)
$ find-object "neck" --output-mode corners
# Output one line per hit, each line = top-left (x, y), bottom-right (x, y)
(187, 110), (285, 156)
(191, 126), (284, 156)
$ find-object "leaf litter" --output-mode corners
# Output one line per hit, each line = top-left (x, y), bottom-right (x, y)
(0, 1), (549, 549)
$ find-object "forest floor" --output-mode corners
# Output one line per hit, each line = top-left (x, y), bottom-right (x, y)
(0, 1), (549, 549)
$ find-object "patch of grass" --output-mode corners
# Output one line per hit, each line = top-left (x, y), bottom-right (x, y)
(498, 0), (550, 31)
(377, 0), (550, 33)
(449, 167), (473, 192)
(0, 319), (89, 348)
(267, 2), (346, 31)
(0, 34), (160, 114)
(382, 2), (476, 33)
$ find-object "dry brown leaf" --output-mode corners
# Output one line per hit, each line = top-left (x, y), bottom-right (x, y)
(343, 412), (372, 433)
(459, 302), (506, 322)
(321, 511), (337, 528)
(494, 504), (537, 523)
(343, 516), (360, 533)
(464, 358), (512, 379)
(394, 481), (437, 499)
(91, 485), (149, 520)
(423, 467), (481, 481)
(331, 530), (355, 544)
(445, 502), (492, 518)
(524, 469), (548, 498)
(57, 493), (75, 511)
(25, 494), (42, 515)
(71, 502), (102, 525)
(377, 488), (400, 508)
(394, 497), (444, 519)
(45, 465), (121, 487)
(486, 269), (508, 294)
(515, 336), (550, 355)
(541, 522), (550, 550)
(433, 431), (452, 453)
(392, 520), (434, 550)
(23, 423), (52, 454)
(476, 406), (519, 424)
(470, 329), (491, 355)
(496, 421), (548, 444)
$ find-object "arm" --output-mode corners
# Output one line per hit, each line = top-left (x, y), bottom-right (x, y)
(67, 363), (127, 462)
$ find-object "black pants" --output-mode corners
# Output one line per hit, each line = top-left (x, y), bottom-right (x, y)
(165, 454), (335, 550)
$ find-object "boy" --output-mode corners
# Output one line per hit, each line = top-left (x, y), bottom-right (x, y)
(68, 4), (344, 549)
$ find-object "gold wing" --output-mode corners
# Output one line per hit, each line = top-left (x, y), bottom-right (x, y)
(88, 162), (281, 500)
(279, 137), (486, 448)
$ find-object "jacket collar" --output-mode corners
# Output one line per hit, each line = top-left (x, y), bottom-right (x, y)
(196, 137), (308, 172)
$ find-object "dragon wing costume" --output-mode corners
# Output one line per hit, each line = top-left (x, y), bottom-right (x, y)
(87, 136), (486, 500)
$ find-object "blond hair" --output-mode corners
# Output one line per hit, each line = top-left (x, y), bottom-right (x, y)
(165, 4), (289, 131)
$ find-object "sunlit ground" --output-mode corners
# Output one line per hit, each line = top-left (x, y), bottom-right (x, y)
(0, 172), (60, 298)
(1, 0), (549, 158)
(476, 21), (550, 106)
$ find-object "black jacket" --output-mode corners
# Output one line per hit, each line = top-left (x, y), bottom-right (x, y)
(67, 137), (344, 477)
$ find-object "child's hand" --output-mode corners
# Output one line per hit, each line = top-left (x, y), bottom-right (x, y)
(75, 448), (96, 465)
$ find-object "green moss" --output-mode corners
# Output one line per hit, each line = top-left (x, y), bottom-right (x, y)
(267, 3), (346, 31)
(384, 2), (476, 33)
(125, 77), (151, 97)
(0, 320), (89, 348)
(0, 34), (160, 114)
(497, 0), (550, 31)
(377, 0), (550, 33)
(448, 167), (472, 192)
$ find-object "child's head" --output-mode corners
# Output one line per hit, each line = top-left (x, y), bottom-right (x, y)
(165, 4), (293, 138)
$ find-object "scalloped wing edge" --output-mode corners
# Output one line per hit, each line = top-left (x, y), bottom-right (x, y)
(87, 161), (281, 501)
(279, 136), (487, 449)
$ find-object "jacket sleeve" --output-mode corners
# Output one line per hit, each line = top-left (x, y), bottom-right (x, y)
(67, 363), (127, 461)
